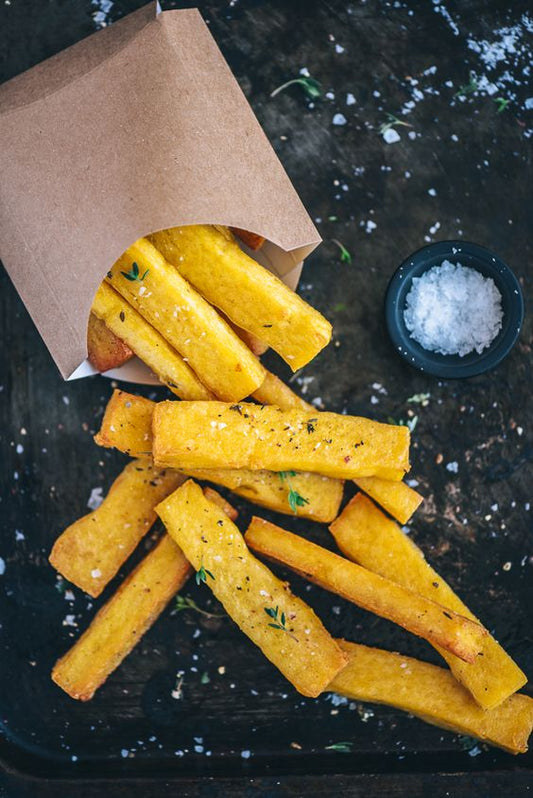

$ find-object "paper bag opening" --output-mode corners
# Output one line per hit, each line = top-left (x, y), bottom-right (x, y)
(0, 4), (320, 380)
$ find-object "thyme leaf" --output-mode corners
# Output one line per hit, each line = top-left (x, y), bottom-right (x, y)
(270, 76), (321, 100)
(378, 113), (412, 135)
(331, 239), (352, 264)
(325, 742), (353, 753)
(120, 261), (149, 282)
(196, 562), (215, 586)
(288, 487), (310, 514)
(264, 605), (298, 641)
(174, 594), (224, 619)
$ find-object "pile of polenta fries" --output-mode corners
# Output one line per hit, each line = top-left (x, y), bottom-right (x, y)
(50, 224), (532, 754)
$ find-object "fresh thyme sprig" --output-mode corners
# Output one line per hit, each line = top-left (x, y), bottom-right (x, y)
(453, 74), (478, 99)
(270, 76), (322, 100)
(288, 488), (310, 513)
(196, 561), (215, 586)
(388, 415), (419, 433)
(493, 97), (510, 113)
(120, 261), (149, 282)
(174, 594), (224, 619)
(331, 239), (352, 264)
(278, 471), (309, 514)
(378, 113), (412, 135)
(407, 392), (430, 406)
(325, 741), (353, 752)
(264, 605), (298, 641)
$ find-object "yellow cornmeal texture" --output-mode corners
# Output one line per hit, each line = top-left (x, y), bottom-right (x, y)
(52, 535), (191, 700)
(331, 641), (533, 754)
(106, 237), (265, 401)
(329, 494), (527, 709)
(156, 480), (348, 697)
(94, 391), (344, 522)
(91, 283), (212, 400)
(149, 224), (332, 371)
(49, 459), (183, 597)
(152, 401), (410, 481)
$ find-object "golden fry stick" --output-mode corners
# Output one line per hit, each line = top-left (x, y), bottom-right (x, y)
(202, 487), (239, 522)
(95, 390), (343, 522)
(330, 640), (533, 755)
(227, 317), (269, 357)
(329, 494), (527, 709)
(52, 534), (192, 701)
(156, 480), (348, 697)
(94, 390), (154, 456)
(52, 488), (237, 701)
(92, 283), (212, 400)
(187, 467), (343, 523)
(251, 374), (419, 524)
(149, 225), (331, 371)
(252, 371), (313, 411)
(353, 476), (423, 525)
(152, 401), (410, 481)
(245, 517), (487, 664)
(106, 237), (265, 401)
(87, 313), (133, 372)
(50, 459), (184, 597)
(230, 227), (266, 250)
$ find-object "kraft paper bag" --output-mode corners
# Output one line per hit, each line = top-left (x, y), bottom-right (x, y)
(0, 2), (321, 381)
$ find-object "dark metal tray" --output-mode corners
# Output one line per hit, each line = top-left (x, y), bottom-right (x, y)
(1, 1), (532, 795)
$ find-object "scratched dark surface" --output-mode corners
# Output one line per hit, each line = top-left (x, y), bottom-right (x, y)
(1, 1), (532, 796)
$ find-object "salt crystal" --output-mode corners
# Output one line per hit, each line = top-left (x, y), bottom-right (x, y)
(87, 487), (104, 510)
(404, 261), (503, 356)
(383, 128), (400, 144)
(332, 113), (347, 126)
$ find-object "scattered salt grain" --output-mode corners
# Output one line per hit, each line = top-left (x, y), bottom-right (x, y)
(16, 444), (23, 454)
(404, 261), (503, 356)
(346, 92), (356, 105)
(241, 750), (251, 759)
(383, 128), (400, 144)
(332, 113), (347, 126)
(87, 487), (104, 511)
(446, 462), (459, 473)
(0, 558), (5, 576)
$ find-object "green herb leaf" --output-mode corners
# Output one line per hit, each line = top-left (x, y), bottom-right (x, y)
(493, 97), (510, 113)
(331, 239), (352, 264)
(333, 303), (347, 312)
(270, 76), (322, 100)
(288, 487), (310, 514)
(325, 742), (353, 753)
(399, 415), (419, 433)
(200, 671), (210, 685)
(278, 470), (297, 482)
(196, 562), (215, 585)
(120, 261), (149, 282)
(265, 605), (298, 641)
(406, 392), (430, 406)
(174, 594), (224, 619)
(378, 113), (412, 135)
(453, 74), (478, 99)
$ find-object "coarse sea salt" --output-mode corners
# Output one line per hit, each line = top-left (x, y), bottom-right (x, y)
(404, 261), (503, 356)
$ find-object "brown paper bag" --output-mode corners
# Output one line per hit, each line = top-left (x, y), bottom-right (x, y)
(0, 3), (320, 380)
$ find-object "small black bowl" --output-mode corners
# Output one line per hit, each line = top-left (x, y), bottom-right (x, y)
(384, 240), (524, 378)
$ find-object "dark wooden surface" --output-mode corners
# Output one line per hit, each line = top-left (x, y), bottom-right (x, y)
(1, 1), (533, 796)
